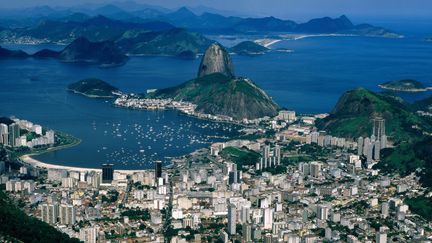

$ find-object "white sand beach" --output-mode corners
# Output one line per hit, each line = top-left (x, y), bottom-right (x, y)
(21, 155), (147, 175)
(254, 38), (282, 48)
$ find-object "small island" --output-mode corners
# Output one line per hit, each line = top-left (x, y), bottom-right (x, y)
(229, 41), (269, 56)
(379, 79), (432, 92)
(68, 78), (121, 98)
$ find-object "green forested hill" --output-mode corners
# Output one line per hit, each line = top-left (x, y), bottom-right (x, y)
(316, 88), (430, 143)
(68, 78), (120, 98)
(0, 190), (81, 243)
(152, 73), (279, 120)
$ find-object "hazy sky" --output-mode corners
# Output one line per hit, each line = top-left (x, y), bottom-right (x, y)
(1, 0), (431, 20)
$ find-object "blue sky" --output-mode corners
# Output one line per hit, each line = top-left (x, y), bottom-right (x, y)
(1, 0), (431, 20)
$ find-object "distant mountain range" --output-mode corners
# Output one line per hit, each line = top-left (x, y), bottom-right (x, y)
(158, 8), (399, 37)
(0, 15), (174, 43)
(0, 5), (401, 40)
(0, 15), (213, 57)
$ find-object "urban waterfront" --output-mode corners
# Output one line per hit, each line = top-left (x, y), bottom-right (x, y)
(1, 2), (432, 242)
(1, 33), (432, 169)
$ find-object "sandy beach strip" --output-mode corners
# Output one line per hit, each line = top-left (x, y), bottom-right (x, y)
(254, 38), (282, 48)
(21, 155), (147, 175)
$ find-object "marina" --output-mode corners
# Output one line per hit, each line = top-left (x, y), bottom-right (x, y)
(32, 109), (241, 170)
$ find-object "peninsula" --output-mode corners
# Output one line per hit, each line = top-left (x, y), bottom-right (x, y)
(75, 43), (281, 122)
(145, 43), (280, 120)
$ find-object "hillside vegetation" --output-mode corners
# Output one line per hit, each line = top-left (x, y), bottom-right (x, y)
(220, 146), (261, 171)
(152, 73), (279, 120)
(0, 190), (81, 243)
(229, 41), (269, 55)
(68, 78), (120, 98)
(316, 88), (430, 143)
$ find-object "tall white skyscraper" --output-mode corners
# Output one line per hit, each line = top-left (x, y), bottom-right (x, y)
(376, 232), (387, 243)
(45, 130), (55, 144)
(240, 206), (250, 223)
(228, 203), (236, 235)
(40, 203), (59, 225)
(374, 140), (381, 161)
(0, 123), (8, 145)
(263, 208), (273, 230)
(59, 204), (76, 225)
(243, 224), (252, 242)
(381, 202), (389, 219)
(367, 142), (374, 162)
(363, 137), (370, 156)
(310, 162), (322, 178)
(263, 145), (270, 158)
(317, 204), (331, 220)
(274, 145), (281, 165)
(262, 145), (270, 168)
(357, 137), (364, 155)
(373, 117), (386, 138)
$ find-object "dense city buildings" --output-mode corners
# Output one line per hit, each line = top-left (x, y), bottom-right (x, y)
(0, 118), (55, 148)
(1, 108), (431, 243)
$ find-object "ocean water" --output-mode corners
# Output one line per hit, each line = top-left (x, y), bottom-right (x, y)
(235, 36), (432, 113)
(1, 33), (431, 169)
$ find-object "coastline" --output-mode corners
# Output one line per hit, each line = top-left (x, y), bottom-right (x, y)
(255, 39), (282, 48)
(68, 89), (118, 99)
(378, 84), (432, 92)
(287, 33), (357, 40)
(114, 103), (251, 128)
(20, 155), (146, 174)
(17, 129), (167, 174)
(17, 109), (244, 174)
(256, 34), (360, 48)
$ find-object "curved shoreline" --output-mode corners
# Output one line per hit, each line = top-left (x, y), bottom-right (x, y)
(19, 132), (147, 174)
(68, 89), (118, 99)
(21, 155), (147, 174)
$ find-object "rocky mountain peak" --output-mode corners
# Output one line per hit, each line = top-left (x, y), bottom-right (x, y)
(197, 43), (235, 78)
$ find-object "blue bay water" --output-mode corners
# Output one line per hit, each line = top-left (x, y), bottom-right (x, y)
(1, 34), (431, 169)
